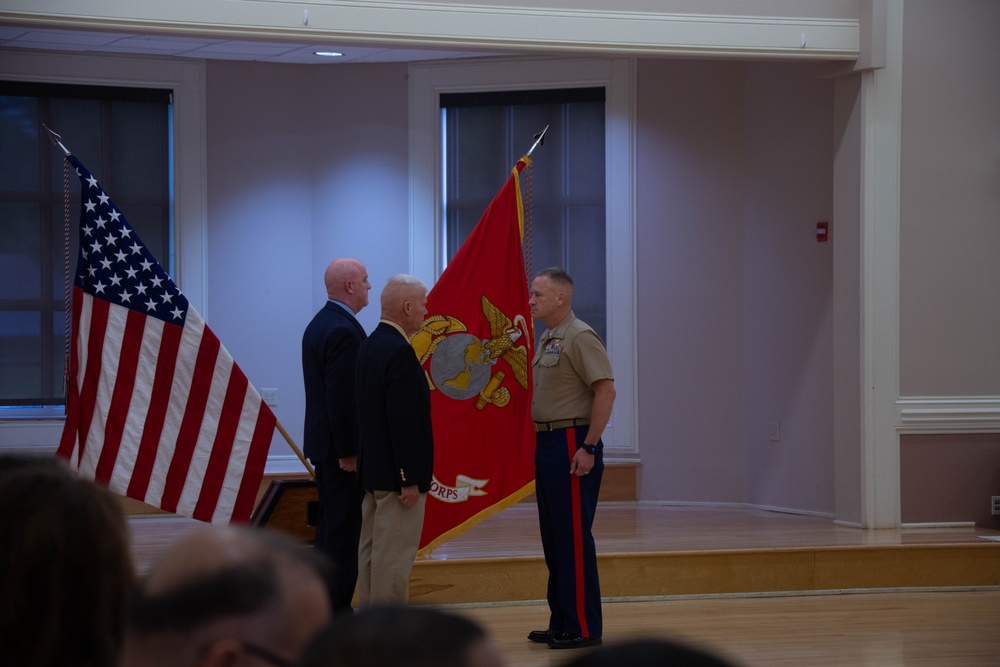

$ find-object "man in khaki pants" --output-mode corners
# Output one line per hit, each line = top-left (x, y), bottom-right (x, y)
(354, 274), (434, 604)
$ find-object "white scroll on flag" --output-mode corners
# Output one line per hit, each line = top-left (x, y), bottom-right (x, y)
(57, 154), (275, 524)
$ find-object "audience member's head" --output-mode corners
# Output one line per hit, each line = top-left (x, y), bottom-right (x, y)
(0, 454), (135, 667)
(298, 605), (505, 667)
(124, 524), (333, 667)
(561, 637), (737, 667)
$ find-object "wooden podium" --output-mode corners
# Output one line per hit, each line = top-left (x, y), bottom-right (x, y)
(250, 479), (319, 543)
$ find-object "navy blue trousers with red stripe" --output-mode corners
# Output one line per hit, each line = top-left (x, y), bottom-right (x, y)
(534, 424), (604, 638)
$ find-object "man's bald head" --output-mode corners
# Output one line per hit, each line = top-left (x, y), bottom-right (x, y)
(379, 274), (428, 336)
(324, 258), (370, 314)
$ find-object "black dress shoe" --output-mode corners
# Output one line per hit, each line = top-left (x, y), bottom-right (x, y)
(527, 629), (556, 643)
(548, 633), (603, 649)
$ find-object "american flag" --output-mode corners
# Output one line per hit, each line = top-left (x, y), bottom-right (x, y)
(57, 155), (275, 524)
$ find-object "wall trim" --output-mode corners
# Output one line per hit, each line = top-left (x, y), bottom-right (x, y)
(897, 396), (1000, 434)
(901, 522), (976, 529)
(0, 422), (61, 454)
(264, 455), (314, 475)
(1, 2), (860, 61)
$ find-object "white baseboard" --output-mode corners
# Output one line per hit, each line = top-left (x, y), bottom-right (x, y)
(901, 522), (976, 529)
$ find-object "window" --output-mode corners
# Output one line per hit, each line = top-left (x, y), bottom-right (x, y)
(0, 81), (171, 411)
(441, 87), (607, 341)
(409, 57), (636, 453)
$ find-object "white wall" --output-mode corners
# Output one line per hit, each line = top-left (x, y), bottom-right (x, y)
(742, 61), (834, 513)
(633, 59), (837, 509)
(202, 61), (411, 470)
(898, 0), (1000, 397)
(832, 73), (864, 525)
(635, 59), (748, 503)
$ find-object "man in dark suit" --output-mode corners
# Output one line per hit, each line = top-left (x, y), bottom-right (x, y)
(354, 274), (434, 605)
(302, 257), (371, 615)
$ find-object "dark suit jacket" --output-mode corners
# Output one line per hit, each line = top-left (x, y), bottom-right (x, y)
(355, 322), (434, 493)
(302, 301), (367, 465)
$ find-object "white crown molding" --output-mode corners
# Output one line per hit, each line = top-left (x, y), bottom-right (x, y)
(1, 1), (859, 61)
(897, 396), (1000, 434)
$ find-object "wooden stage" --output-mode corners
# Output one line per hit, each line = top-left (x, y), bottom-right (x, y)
(128, 503), (1000, 665)
(128, 503), (1000, 604)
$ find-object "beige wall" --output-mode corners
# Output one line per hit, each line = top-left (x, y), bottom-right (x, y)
(634, 59), (838, 510)
(202, 60), (412, 465)
(635, 59), (748, 503)
(742, 61), (835, 513)
(899, 0), (1000, 397)
(894, 0), (1000, 525)
(832, 73), (864, 524)
(901, 434), (1000, 528)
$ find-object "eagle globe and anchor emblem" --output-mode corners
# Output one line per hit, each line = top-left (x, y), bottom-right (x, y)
(411, 294), (530, 504)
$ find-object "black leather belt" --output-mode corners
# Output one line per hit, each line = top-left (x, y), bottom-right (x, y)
(534, 418), (590, 432)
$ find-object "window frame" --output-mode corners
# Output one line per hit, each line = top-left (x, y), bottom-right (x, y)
(0, 51), (205, 454)
(408, 56), (637, 455)
(1, 81), (173, 409)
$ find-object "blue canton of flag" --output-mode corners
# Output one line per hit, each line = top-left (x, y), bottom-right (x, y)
(72, 158), (188, 325)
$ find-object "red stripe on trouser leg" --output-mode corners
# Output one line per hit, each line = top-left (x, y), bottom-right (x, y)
(565, 427), (590, 637)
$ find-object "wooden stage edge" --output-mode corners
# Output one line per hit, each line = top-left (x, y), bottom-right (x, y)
(409, 543), (1000, 605)
(127, 494), (1000, 606)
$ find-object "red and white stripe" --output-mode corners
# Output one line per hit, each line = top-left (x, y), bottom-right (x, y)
(59, 288), (274, 524)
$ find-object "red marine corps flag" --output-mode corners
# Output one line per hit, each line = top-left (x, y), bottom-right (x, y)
(57, 154), (276, 524)
(414, 156), (536, 552)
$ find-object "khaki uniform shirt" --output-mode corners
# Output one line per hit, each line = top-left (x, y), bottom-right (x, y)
(531, 311), (614, 423)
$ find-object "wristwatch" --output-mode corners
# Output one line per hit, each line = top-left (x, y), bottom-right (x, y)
(579, 443), (597, 455)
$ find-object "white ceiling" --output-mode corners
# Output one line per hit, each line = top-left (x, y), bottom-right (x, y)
(0, 24), (511, 64)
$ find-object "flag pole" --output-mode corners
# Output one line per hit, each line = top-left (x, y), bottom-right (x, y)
(526, 125), (548, 156)
(48, 126), (74, 403)
(44, 124), (72, 156)
(275, 419), (315, 478)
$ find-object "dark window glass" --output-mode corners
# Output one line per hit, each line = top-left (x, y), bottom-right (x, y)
(442, 88), (607, 340)
(0, 82), (170, 408)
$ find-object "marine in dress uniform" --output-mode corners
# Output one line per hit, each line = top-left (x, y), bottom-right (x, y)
(526, 268), (615, 650)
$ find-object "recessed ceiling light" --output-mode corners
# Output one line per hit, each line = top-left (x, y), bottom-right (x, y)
(314, 51), (343, 57)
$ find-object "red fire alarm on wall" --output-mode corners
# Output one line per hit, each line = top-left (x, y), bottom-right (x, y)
(815, 221), (829, 243)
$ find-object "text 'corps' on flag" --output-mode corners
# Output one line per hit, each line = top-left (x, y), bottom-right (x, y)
(414, 156), (536, 553)
(57, 155), (275, 524)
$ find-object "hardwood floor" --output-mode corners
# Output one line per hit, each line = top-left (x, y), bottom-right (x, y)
(458, 590), (1000, 666)
(127, 504), (1000, 665)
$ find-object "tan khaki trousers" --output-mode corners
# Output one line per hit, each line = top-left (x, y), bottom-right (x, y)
(357, 489), (426, 606)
